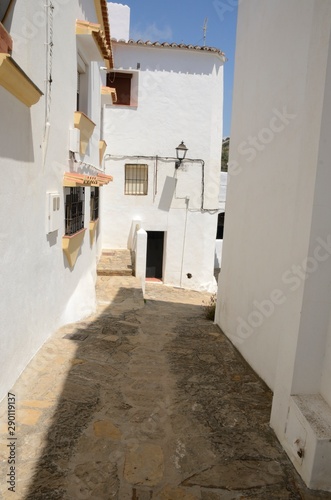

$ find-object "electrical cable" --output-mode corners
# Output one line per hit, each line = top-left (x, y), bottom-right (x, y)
(105, 154), (221, 212)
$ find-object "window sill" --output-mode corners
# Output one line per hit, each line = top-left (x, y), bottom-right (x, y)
(0, 53), (43, 107)
(62, 228), (86, 268)
(89, 218), (99, 245)
(112, 103), (137, 109)
(74, 111), (96, 155)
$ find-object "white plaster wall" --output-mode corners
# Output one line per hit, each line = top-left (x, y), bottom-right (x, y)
(0, 0), (105, 401)
(215, 0), (330, 390)
(214, 173), (227, 271)
(105, 43), (224, 208)
(220, 1), (331, 490)
(102, 43), (223, 290)
(267, 1), (331, 438)
(215, 240), (223, 270)
(102, 158), (218, 291)
(219, 171), (227, 211)
(321, 317), (331, 406)
(108, 2), (130, 41)
(134, 228), (147, 293)
(293, 19), (331, 407)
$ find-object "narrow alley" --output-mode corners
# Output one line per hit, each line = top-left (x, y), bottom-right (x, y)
(0, 276), (330, 499)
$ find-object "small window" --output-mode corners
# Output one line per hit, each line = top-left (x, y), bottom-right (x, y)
(216, 212), (225, 239)
(65, 187), (85, 235)
(125, 164), (148, 195)
(107, 72), (132, 105)
(90, 186), (99, 221)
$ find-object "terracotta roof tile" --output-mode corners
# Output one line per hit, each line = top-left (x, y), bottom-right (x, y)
(76, 20), (112, 64)
(111, 38), (226, 61)
(96, 0), (113, 68)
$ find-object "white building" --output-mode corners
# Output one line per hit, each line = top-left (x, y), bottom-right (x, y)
(214, 171), (228, 277)
(102, 4), (225, 292)
(215, 0), (331, 491)
(0, 0), (113, 402)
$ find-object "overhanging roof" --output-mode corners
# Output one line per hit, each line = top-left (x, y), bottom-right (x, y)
(76, 20), (112, 65)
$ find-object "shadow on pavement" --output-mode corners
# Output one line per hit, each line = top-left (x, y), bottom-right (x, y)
(20, 283), (331, 500)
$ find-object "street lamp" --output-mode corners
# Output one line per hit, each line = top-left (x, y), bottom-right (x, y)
(175, 141), (188, 169)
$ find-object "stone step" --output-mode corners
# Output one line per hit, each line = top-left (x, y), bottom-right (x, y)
(97, 249), (133, 277)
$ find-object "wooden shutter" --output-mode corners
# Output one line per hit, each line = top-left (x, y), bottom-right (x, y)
(107, 72), (132, 105)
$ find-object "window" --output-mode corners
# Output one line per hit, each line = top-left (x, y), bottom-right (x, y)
(107, 71), (132, 105)
(65, 187), (85, 235)
(125, 164), (148, 195)
(90, 186), (99, 221)
(216, 212), (225, 239)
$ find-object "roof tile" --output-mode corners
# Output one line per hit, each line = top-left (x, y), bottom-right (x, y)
(111, 38), (226, 60)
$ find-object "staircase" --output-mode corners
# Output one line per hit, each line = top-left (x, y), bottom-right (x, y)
(97, 249), (133, 277)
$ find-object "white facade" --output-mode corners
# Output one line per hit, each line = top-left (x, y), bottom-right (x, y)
(215, 171), (228, 272)
(215, 0), (331, 491)
(107, 2), (130, 41)
(0, 0), (112, 401)
(102, 32), (225, 291)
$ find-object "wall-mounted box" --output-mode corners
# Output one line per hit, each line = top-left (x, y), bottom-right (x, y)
(46, 192), (61, 233)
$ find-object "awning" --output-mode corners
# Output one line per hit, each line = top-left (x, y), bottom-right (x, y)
(63, 172), (113, 187)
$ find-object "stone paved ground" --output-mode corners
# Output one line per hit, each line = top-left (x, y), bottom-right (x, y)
(97, 250), (133, 276)
(1, 276), (331, 499)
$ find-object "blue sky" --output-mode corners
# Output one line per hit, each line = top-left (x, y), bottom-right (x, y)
(108, 0), (238, 137)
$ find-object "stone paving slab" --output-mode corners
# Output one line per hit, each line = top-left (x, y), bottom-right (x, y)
(0, 277), (331, 499)
(97, 249), (133, 276)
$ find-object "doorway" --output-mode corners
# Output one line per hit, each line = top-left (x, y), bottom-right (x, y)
(146, 231), (164, 279)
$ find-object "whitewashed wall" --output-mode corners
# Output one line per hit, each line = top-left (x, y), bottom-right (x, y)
(214, 240), (223, 271)
(215, 0), (331, 490)
(214, 171), (228, 271)
(215, 0), (328, 389)
(102, 42), (224, 291)
(107, 2), (130, 41)
(0, 0), (105, 401)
